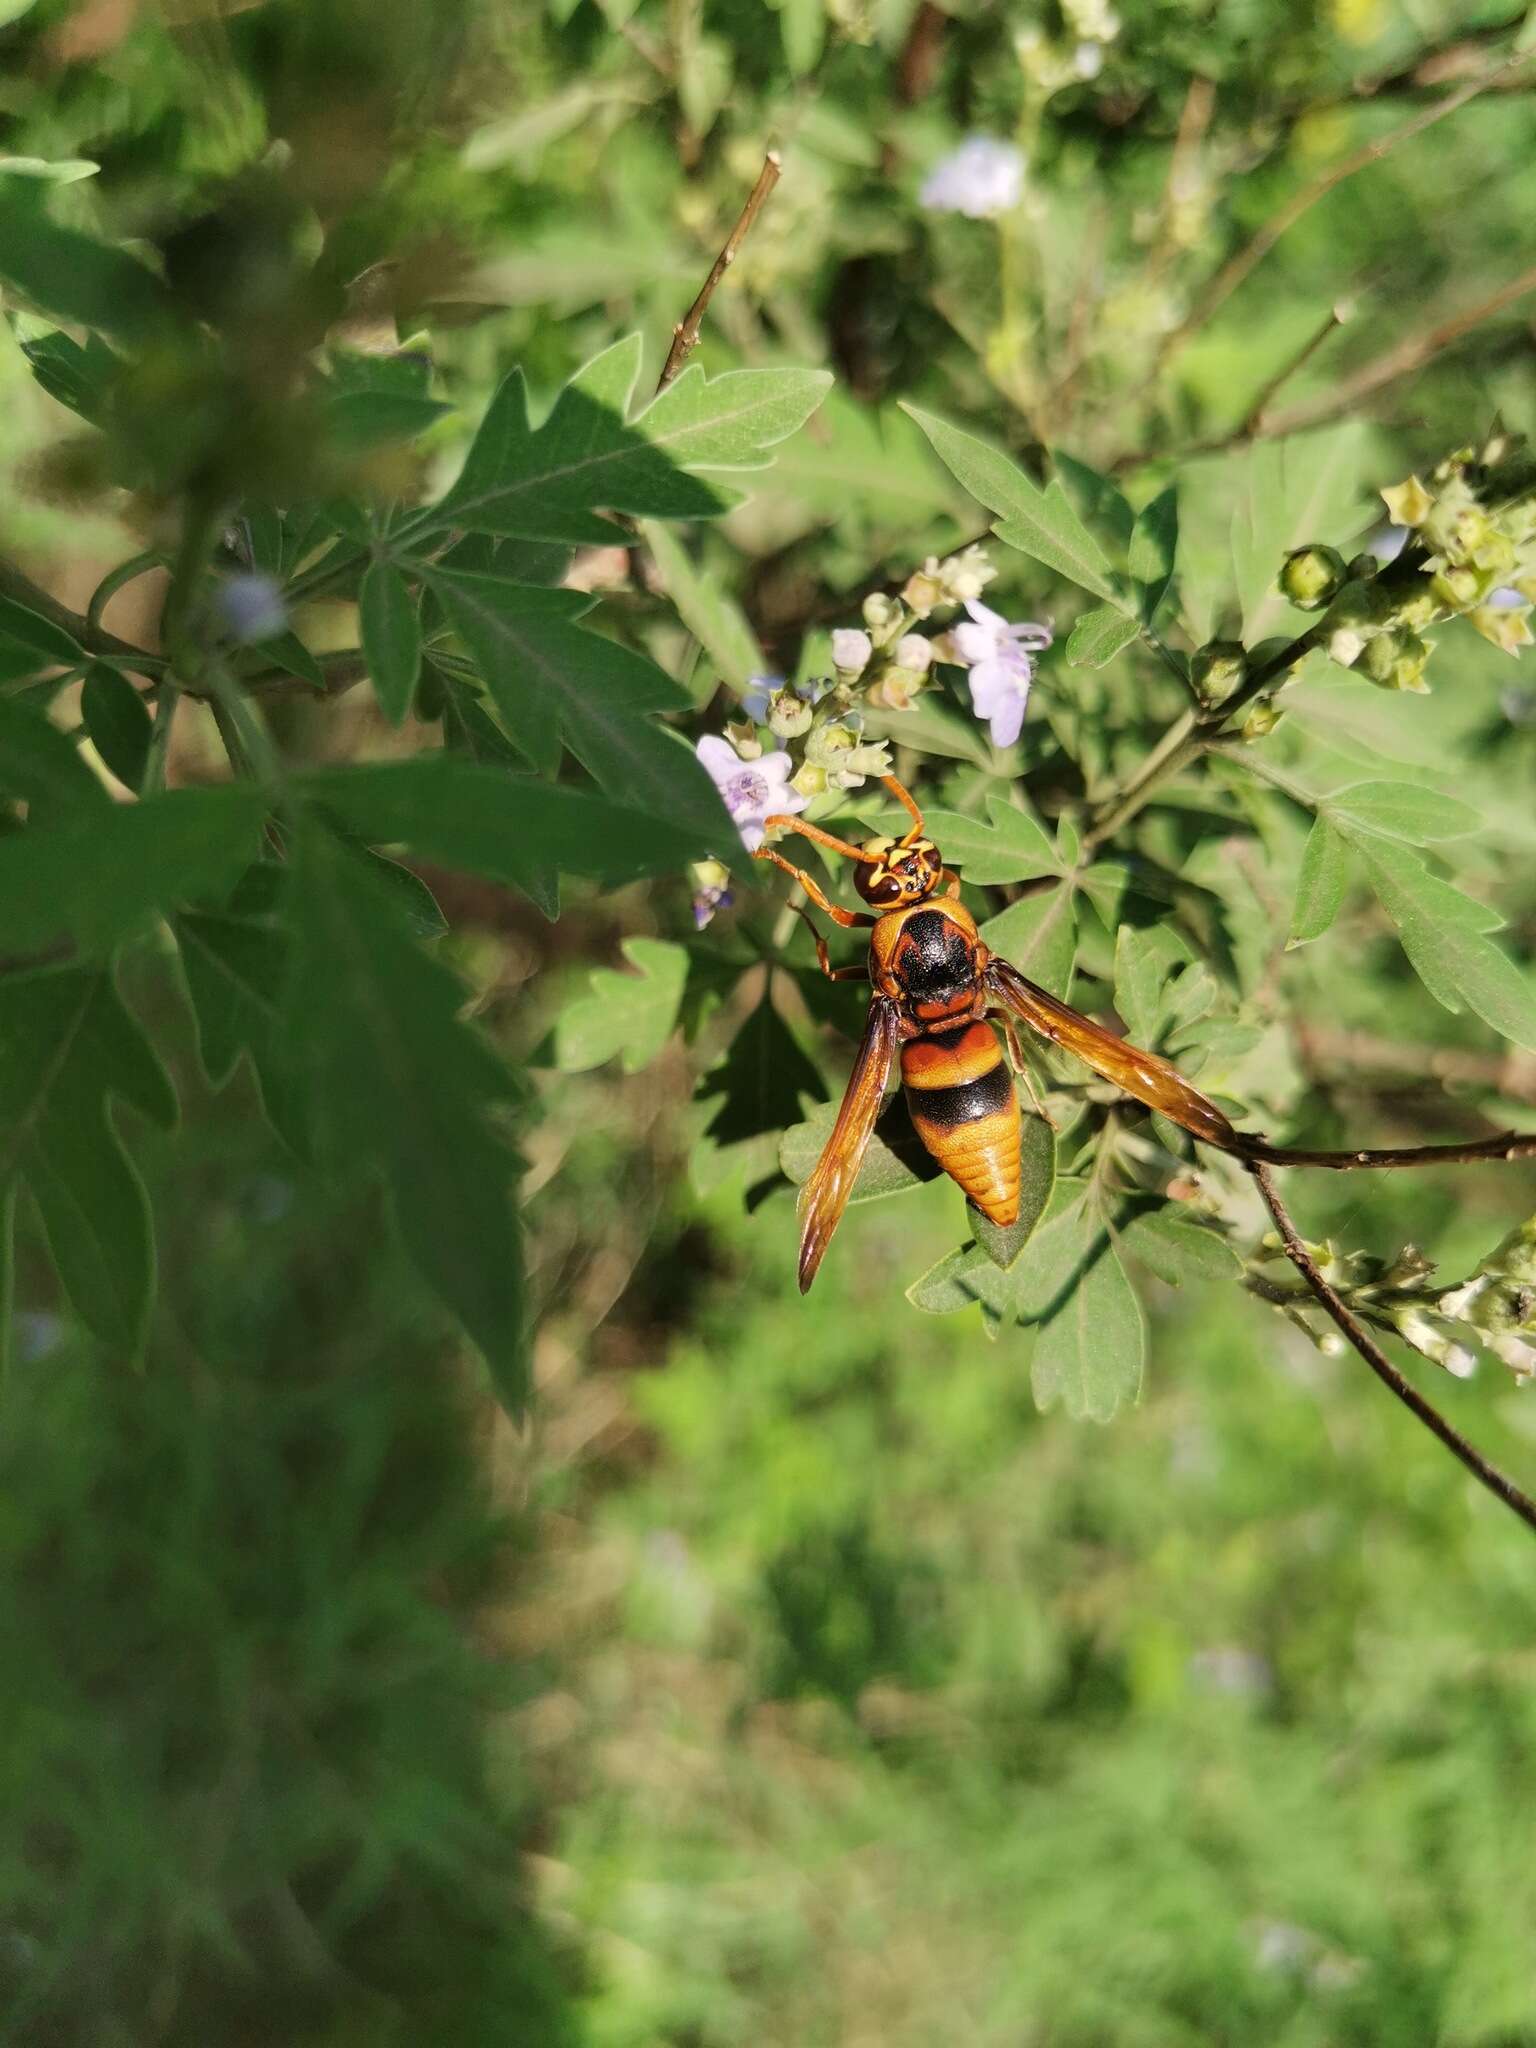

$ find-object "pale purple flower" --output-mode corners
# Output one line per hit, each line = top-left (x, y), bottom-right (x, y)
(695, 734), (806, 851)
(951, 599), (1053, 748)
(1487, 586), (1527, 609)
(894, 634), (934, 673)
(831, 627), (873, 674)
(740, 673), (783, 722)
(693, 880), (734, 929)
(218, 573), (288, 645)
(919, 138), (1025, 220)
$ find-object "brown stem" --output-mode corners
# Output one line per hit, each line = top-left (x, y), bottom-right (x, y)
(1242, 1130), (1536, 1170)
(656, 152), (783, 393)
(1154, 51), (1525, 378)
(1253, 262), (1536, 439)
(1247, 1160), (1536, 1536)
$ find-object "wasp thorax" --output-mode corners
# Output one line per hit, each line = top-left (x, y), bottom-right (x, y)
(855, 835), (943, 907)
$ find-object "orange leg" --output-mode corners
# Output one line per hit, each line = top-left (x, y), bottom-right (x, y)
(941, 869), (963, 900)
(991, 1010), (1058, 1129)
(760, 814), (875, 866)
(754, 846), (876, 930)
(881, 774), (924, 846)
(788, 902), (869, 981)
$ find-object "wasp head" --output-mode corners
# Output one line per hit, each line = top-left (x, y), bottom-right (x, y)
(854, 835), (943, 908)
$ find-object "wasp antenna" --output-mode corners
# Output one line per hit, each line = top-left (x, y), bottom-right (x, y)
(881, 775), (925, 844)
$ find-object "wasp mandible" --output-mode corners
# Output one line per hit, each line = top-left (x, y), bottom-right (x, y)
(756, 775), (1243, 1292)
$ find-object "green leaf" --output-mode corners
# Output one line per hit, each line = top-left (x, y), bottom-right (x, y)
(300, 755), (719, 896)
(1032, 1226), (1145, 1422)
(0, 963), (176, 1352)
(982, 887), (1077, 1000)
(421, 570), (737, 856)
(906, 1175), (1087, 1321)
(285, 823), (526, 1408)
(1066, 604), (1141, 669)
(1322, 780), (1481, 845)
(760, 391), (976, 533)
(554, 938), (689, 1074)
(973, 1115), (1056, 1269)
(80, 664), (152, 791)
(1234, 425), (1369, 644)
(250, 631), (324, 691)
(0, 696), (111, 812)
(701, 995), (826, 1147)
(774, 0), (825, 73)
(1113, 924), (1191, 1042)
(1288, 815), (1352, 948)
(922, 797), (1058, 885)
(861, 694), (992, 768)
(779, 1095), (937, 1202)
(1118, 1204), (1241, 1285)
(1128, 484), (1178, 621)
(901, 406), (1117, 601)
(0, 786), (268, 958)
(0, 594), (82, 667)
(175, 867), (305, 1151)
(424, 334), (831, 542)
(1054, 452), (1135, 551)
(326, 390), (452, 454)
(1348, 834), (1536, 1053)
(359, 559), (422, 726)
(639, 520), (765, 695)
(20, 329), (116, 424)
(0, 184), (173, 341)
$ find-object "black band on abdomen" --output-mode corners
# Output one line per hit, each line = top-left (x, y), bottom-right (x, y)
(905, 1062), (1013, 1129)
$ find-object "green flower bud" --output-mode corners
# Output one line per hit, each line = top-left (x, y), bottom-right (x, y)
(1470, 602), (1535, 657)
(861, 593), (904, 645)
(1393, 578), (1444, 632)
(804, 720), (857, 768)
(1381, 475), (1433, 527)
(1241, 699), (1282, 740)
(1359, 627), (1431, 693)
(1189, 639), (1247, 705)
(766, 688), (813, 738)
(1279, 544), (1347, 611)
(1429, 564), (1488, 612)
(724, 719), (762, 758)
(791, 761), (828, 799)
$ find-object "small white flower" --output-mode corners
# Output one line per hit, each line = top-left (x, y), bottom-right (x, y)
(695, 733), (805, 852)
(937, 544), (998, 605)
(919, 137), (1025, 220)
(831, 627), (873, 675)
(894, 634), (935, 673)
(1073, 41), (1104, 77)
(951, 599), (1053, 748)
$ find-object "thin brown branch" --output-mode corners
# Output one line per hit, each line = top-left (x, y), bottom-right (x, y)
(1154, 50), (1527, 377)
(1254, 262), (1536, 438)
(1242, 1129), (1536, 1171)
(656, 151), (782, 394)
(1247, 1159), (1536, 1536)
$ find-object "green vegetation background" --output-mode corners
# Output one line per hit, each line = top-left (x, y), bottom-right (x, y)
(4, 0), (1536, 2041)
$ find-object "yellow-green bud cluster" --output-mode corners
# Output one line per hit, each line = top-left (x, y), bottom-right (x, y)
(1278, 545), (1347, 611)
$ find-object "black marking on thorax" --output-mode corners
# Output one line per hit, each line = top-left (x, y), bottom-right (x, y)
(893, 908), (980, 1007)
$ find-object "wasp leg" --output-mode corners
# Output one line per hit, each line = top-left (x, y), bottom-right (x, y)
(754, 845), (877, 930)
(991, 1010), (1059, 1130)
(788, 902), (869, 981)
(940, 868), (963, 900)
(881, 774), (925, 846)
(760, 815), (875, 866)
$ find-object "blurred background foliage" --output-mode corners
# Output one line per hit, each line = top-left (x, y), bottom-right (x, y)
(5, 0), (1536, 2040)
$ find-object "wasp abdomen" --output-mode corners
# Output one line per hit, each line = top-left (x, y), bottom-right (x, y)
(902, 1019), (1021, 1226)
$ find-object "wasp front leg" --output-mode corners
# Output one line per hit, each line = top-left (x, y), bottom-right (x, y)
(787, 902), (869, 982)
(753, 844), (877, 932)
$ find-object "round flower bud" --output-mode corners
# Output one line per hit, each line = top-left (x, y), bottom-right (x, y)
(1359, 628), (1431, 693)
(1429, 564), (1486, 612)
(1278, 545), (1347, 611)
(902, 563), (945, 617)
(1189, 639), (1246, 705)
(861, 594), (903, 643)
(767, 687), (813, 738)
(1241, 700), (1282, 740)
(866, 670), (923, 712)
(805, 720), (857, 768)
(894, 633), (935, 673)
(831, 627), (874, 676)
(791, 761), (828, 799)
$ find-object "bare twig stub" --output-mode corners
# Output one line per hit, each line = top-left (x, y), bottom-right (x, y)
(1247, 1160), (1536, 1536)
(656, 151), (782, 394)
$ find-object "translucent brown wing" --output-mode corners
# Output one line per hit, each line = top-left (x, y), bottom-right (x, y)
(985, 957), (1240, 1151)
(798, 994), (901, 1293)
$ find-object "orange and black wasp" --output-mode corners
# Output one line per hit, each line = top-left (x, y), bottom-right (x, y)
(756, 775), (1242, 1292)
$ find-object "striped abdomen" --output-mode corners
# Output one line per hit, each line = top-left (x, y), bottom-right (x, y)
(901, 1020), (1021, 1226)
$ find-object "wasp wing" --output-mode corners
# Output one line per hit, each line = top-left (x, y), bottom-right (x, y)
(985, 957), (1239, 1151)
(797, 994), (902, 1293)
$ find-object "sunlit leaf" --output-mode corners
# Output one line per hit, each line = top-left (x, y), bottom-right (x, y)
(780, 1096), (937, 1203)
(640, 519), (765, 696)
(983, 888), (1077, 999)
(555, 938), (689, 1074)
(1288, 814), (1351, 948)
(1322, 781), (1481, 845)
(1233, 424), (1370, 643)
(1032, 1224), (1145, 1422)
(1066, 604), (1141, 669)
(1118, 1203), (1241, 1284)
(922, 797), (1058, 885)
(1128, 484), (1178, 621)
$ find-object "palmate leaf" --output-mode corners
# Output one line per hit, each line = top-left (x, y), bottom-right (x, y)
(285, 822), (527, 1410)
(701, 994), (826, 1147)
(920, 798), (1058, 885)
(0, 963), (176, 1354)
(554, 938), (689, 1074)
(901, 405), (1119, 603)
(982, 887), (1077, 1000)
(358, 559), (422, 727)
(1032, 1220), (1145, 1423)
(418, 332), (831, 543)
(639, 519), (765, 697)
(0, 785), (268, 959)
(417, 569), (738, 858)
(175, 865), (306, 1154)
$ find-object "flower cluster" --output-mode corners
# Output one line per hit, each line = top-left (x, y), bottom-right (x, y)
(1273, 431), (1536, 696)
(689, 545), (1053, 925)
